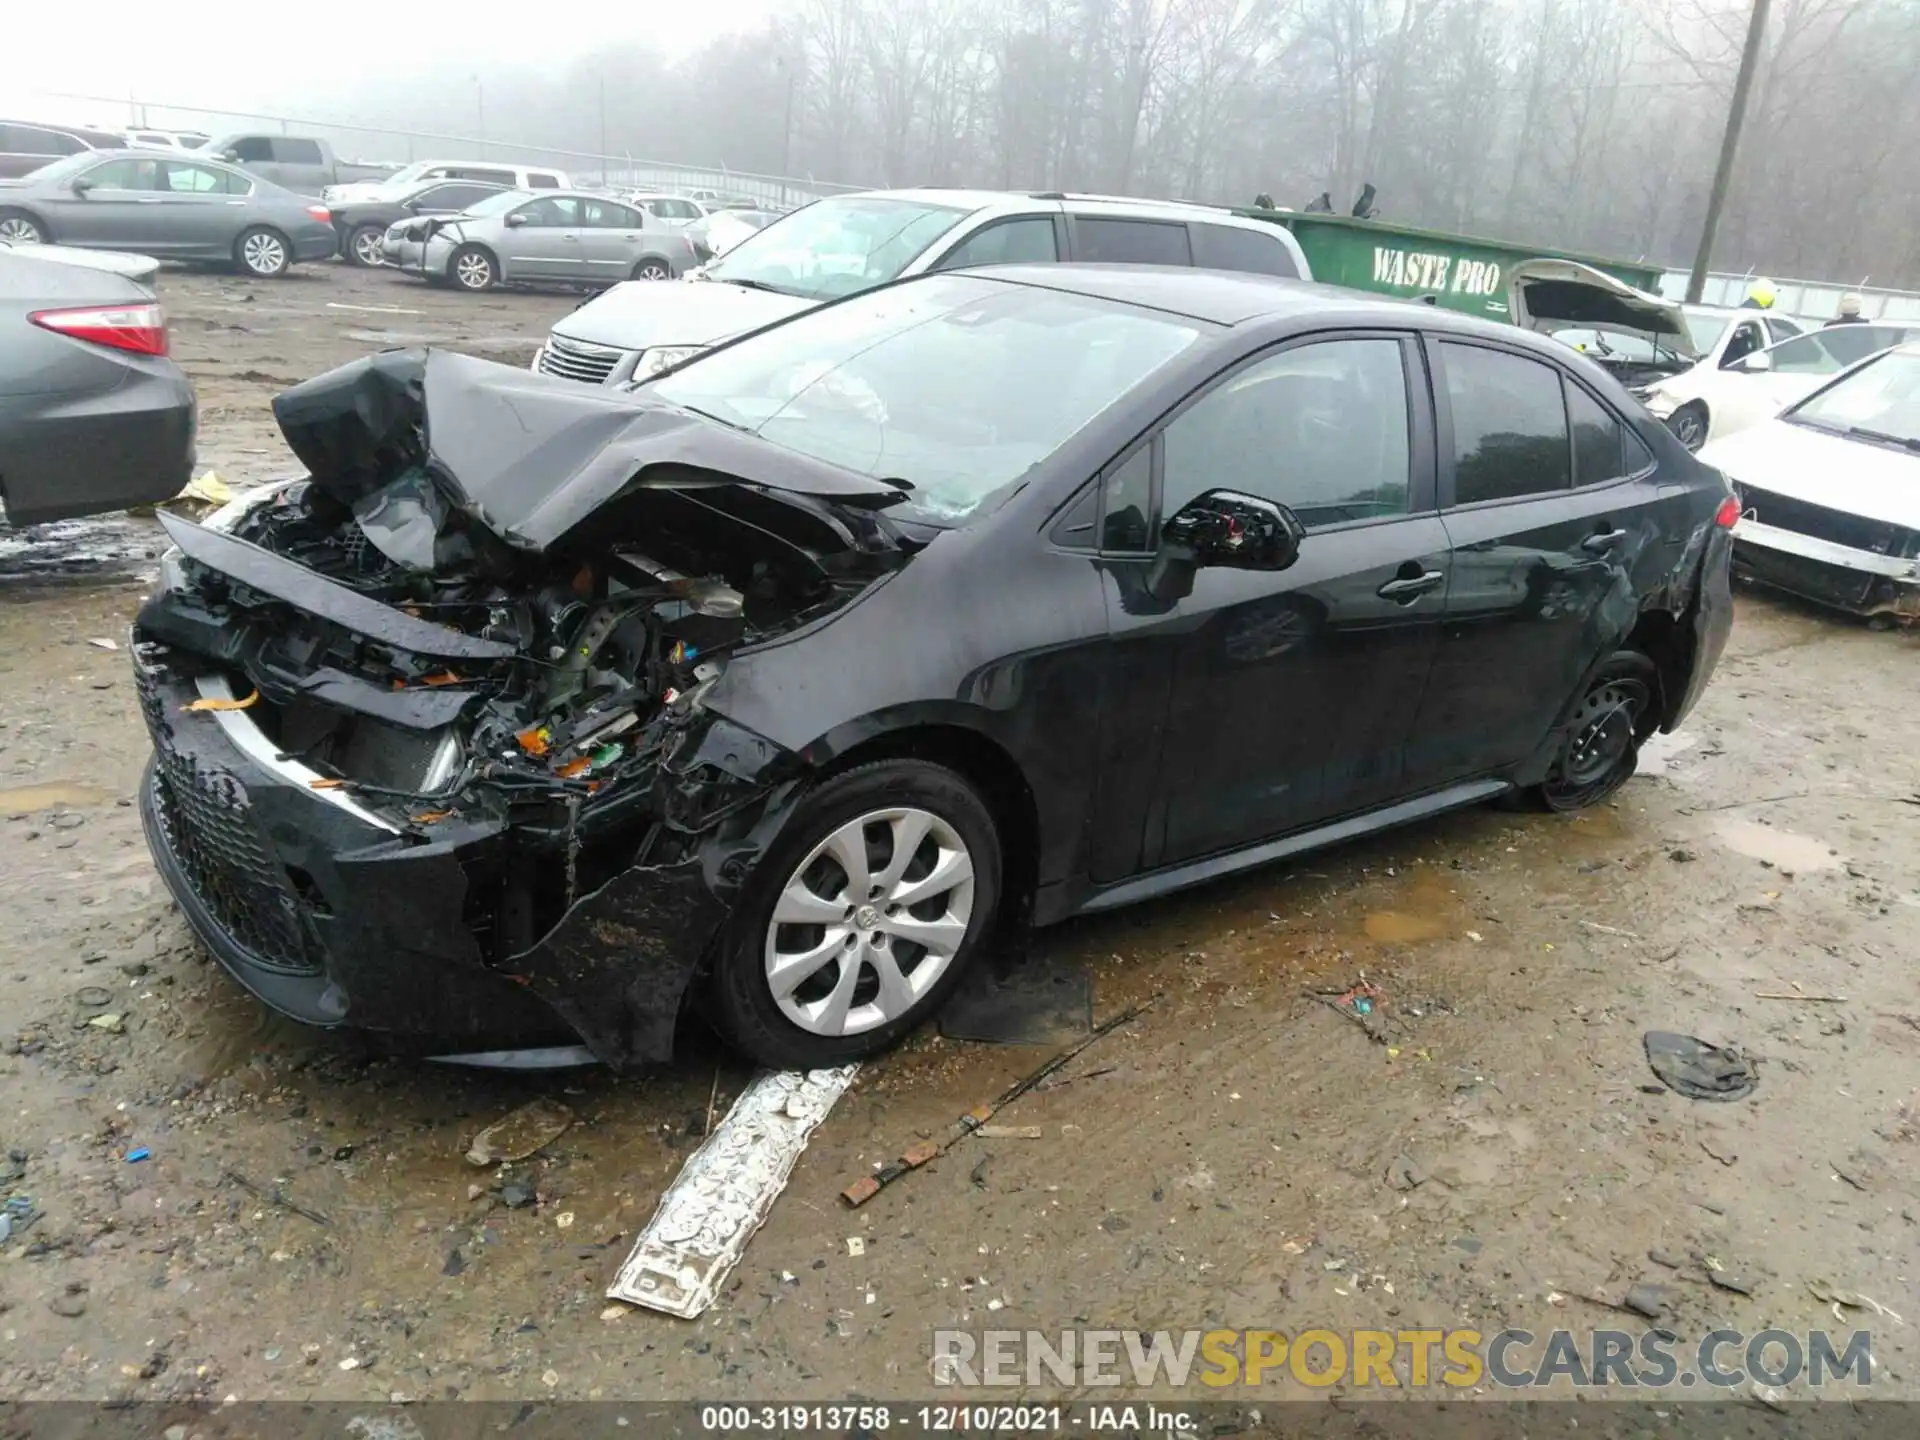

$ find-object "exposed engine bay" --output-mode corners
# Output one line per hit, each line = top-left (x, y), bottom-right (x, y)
(133, 349), (915, 1057)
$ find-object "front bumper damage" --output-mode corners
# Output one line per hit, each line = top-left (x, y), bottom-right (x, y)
(134, 640), (789, 1066)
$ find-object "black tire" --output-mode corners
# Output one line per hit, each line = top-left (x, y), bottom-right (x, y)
(1523, 650), (1661, 812)
(449, 244), (497, 292)
(234, 226), (292, 278)
(1667, 401), (1709, 453)
(345, 223), (387, 268)
(709, 759), (1003, 1069)
(630, 257), (673, 281)
(0, 208), (48, 245)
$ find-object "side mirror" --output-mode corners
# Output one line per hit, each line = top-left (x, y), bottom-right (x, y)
(220, 150), (241, 164)
(1148, 489), (1305, 602)
(504, 212), (527, 228)
(1737, 351), (1773, 372)
(70, 178), (93, 196)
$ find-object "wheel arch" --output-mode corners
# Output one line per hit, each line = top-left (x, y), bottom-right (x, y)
(0, 205), (52, 241)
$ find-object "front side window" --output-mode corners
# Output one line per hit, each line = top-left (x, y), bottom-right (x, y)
(1721, 321), (1764, 367)
(648, 274), (1206, 526)
(937, 217), (1060, 270)
(1100, 446), (1154, 551)
(230, 137), (274, 162)
(1161, 338), (1412, 529)
(703, 196), (967, 301)
(1075, 217), (1192, 266)
(516, 196), (582, 227)
(83, 157), (165, 191)
(1190, 223), (1299, 278)
(1440, 343), (1572, 504)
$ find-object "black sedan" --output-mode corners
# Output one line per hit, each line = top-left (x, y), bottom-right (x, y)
(331, 178), (508, 268)
(1, 243), (193, 525)
(130, 267), (1734, 1069)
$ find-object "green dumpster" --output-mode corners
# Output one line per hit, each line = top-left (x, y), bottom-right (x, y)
(1238, 209), (1664, 325)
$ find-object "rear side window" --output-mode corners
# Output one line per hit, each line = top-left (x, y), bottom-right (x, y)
(273, 138), (324, 165)
(583, 199), (642, 228)
(1441, 343), (1571, 504)
(938, 217), (1059, 269)
(1567, 383), (1628, 487)
(1075, 217), (1191, 266)
(453, 167), (515, 185)
(1190, 223), (1298, 278)
(164, 161), (246, 194)
(526, 172), (560, 189)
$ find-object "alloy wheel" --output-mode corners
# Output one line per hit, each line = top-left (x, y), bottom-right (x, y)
(763, 807), (975, 1038)
(1671, 409), (1706, 451)
(242, 232), (287, 275)
(455, 252), (493, 290)
(0, 216), (43, 244)
(634, 260), (671, 280)
(352, 229), (385, 266)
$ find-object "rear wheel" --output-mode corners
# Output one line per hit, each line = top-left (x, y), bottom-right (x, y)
(1667, 401), (1709, 452)
(450, 244), (496, 291)
(630, 258), (673, 281)
(235, 226), (291, 278)
(710, 760), (1002, 1069)
(1527, 651), (1660, 812)
(0, 210), (48, 245)
(346, 224), (386, 267)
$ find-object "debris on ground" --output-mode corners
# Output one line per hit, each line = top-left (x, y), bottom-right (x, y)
(841, 1001), (1153, 1208)
(846, 1236), (866, 1257)
(1623, 1282), (1669, 1318)
(1643, 1031), (1759, 1101)
(608, 1065), (860, 1319)
(974, 1125), (1042, 1140)
(1708, 1269), (1756, 1296)
(1385, 1153), (1428, 1191)
(1829, 1147), (1888, 1192)
(124, 1147), (150, 1163)
(160, 471), (233, 515)
(465, 1098), (575, 1166)
(939, 952), (1093, 1045)
(86, 637), (118, 651)
(222, 1169), (330, 1226)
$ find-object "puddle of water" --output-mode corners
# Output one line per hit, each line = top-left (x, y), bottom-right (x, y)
(0, 780), (120, 816)
(1712, 818), (1842, 872)
(1363, 910), (1448, 943)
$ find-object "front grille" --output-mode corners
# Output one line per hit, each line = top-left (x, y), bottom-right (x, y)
(538, 334), (625, 385)
(1737, 484), (1915, 557)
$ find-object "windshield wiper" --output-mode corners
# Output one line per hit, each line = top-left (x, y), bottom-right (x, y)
(714, 276), (791, 296)
(1847, 425), (1920, 452)
(677, 403), (746, 431)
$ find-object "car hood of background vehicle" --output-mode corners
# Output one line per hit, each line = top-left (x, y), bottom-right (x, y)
(270, 347), (903, 553)
(1703, 418), (1920, 530)
(550, 277), (815, 351)
(1509, 259), (1696, 355)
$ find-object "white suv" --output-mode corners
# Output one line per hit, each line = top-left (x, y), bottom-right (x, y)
(532, 188), (1313, 387)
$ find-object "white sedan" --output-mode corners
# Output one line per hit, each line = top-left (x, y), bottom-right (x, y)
(1646, 322), (1915, 452)
(1701, 341), (1920, 625)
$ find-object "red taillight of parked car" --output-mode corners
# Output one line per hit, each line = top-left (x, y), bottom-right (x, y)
(306, 204), (331, 224)
(29, 303), (169, 357)
(1714, 495), (1741, 529)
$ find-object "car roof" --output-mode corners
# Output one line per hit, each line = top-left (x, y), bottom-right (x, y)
(854, 187), (1272, 226)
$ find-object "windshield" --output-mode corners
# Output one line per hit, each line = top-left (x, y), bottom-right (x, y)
(459, 190), (535, 218)
(703, 196), (969, 301)
(648, 273), (1206, 524)
(1683, 311), (1731, 353)
(1764, 325), (1916, 375)
(1787, 350), (1920, 448)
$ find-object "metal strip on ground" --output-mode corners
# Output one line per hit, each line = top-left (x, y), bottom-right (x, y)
(608, 1064), (859, 1318)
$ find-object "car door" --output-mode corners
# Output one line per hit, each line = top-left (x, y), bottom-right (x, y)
(154, 159), (248, 257)
(269, 137), (328, 195)
(1097, 332), (1449, 871)
(50, 156), (168, 249)
(576, 198), (651, 279)
(499, 196), (581, 278)
(1413, 337), (1671, 785)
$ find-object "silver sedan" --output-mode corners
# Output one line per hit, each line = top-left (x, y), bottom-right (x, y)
(382, 190), (698, 292)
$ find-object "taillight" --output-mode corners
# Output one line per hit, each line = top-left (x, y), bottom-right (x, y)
(1714, 495), (1741, 529)
(306, 204), (331, 224)
(29, 303), (169, 356)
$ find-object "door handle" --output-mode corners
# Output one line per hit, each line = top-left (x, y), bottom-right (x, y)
(1377, 570), (1445, 602)
(1581, 528), (1629, 553)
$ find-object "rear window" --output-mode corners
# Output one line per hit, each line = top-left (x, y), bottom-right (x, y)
(1075, 217), (1191, 266)
(1190, 223), (1298, 278)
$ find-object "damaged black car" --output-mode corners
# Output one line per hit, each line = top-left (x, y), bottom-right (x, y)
(134, 267), (1734, 1070)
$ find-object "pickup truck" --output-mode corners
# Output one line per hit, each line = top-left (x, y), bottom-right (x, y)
(202, 134), (397, 197)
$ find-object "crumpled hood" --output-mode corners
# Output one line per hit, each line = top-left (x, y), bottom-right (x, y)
(1509, 259), (1695, 355)
(269, 348), (901, 552)
(550, 278), (814, 350)
(1702, 419), (1920, 530)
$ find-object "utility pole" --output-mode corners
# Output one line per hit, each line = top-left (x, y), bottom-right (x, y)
(473, 76), (486, 157)
(1686, 0), (1771, 303)
(780, 62), (797, 177)
(598, 75), (608, 182)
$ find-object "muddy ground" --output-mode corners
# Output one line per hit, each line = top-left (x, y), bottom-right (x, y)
(1, 262), (1917, 1410)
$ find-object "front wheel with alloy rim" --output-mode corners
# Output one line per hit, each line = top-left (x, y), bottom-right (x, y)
(347, 224), (387, 267)
(235, 226), (291, 278)
(630, 258), (673, 281)
(0, 210), (47, 245)
(1529, 651), (1660, 812)
(450, 244), (496, 291)
(1667, 402), (1709, 452)
(711, 760), (1002, 1069)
